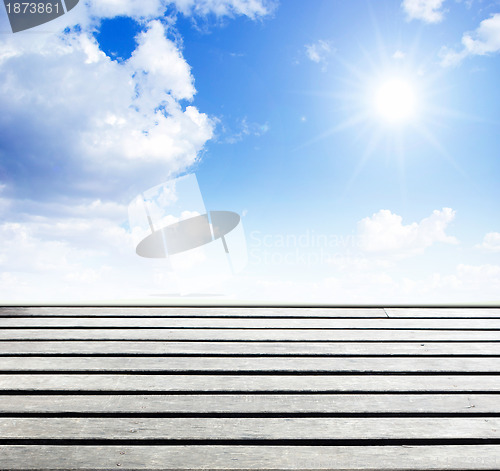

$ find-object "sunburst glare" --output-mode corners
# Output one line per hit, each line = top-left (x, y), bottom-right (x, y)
(295, 35), (473, 196)
(374, 78), (417, 123)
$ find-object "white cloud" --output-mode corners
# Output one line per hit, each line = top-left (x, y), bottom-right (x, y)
(441, 13), (500, 66)
(305, 40), (332, 65)
(130, 21), (196, 101)
(461, 13), (500, 55)
(0, 204), (183, 302)
(62, 0), (275, 23)
(0, 20), (214, 201)
(402, 0), (446, 23)
(393, 50), (406, 60)
(223, 117), (270, 143)
(476, 232), (500, 252)
(173, 0), (276, 19)
(87, 0), (169, 20)
(0, 0), (276, 203)
(0, 0), (273, 302)
(357, 208), (458, 258)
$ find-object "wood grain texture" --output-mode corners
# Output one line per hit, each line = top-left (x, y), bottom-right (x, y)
(1, 317), (500, 328)
(1, 394), (496, 414)
(2, 328), (499, 340)
(1, 307), (499, 471)
(0, 445), (499, 470)
(1, 356), (498, 372)
(1, 417), (500, 440)
(0, 307), (388, 318)
(386, 308), (500, 318)
(0, 340), (498, 354)
(0, 374), (498, 391)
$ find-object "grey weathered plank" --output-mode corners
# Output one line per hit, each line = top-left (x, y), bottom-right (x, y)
(0, 307), (387, 318)
(1, 417), (500, 440)
(3, 307), (499, 318)
(0, 445), (499, 470)
(1, 356), (498, 372)
(386, 308), (500, 318)
(2, 328), (500, 341)
(1, 394), (496, 414)
(0, 340), (498, 355)
(1, 307), (498, 471)
(1, 317), (500, 328)
(0, 374), (498, 391)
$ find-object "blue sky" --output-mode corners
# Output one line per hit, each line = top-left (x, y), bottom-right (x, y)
(0, 0), (499, 303)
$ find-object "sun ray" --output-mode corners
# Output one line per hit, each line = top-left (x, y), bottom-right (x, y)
(294, 111), (369, 151)
(425, 105), (500, 127)
(295, 11), (493, 203)
(341, 128), (385, 197)
(374, 78), (416, 122)
(410, 122), (468, 177)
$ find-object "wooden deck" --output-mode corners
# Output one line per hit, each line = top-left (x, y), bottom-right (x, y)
(0, 307), (499, 470)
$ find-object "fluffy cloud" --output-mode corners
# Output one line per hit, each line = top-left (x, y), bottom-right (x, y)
(357, 208), (458, 258)
(476, 232), (500, 252)
(402, 0), (446, 23)
(0, 0), (274, 302)
(173, 0), (276, 19)
(0, 0), (276, 202)
(130, 21), (196, 101)
(441, 13), (500, 66)
(0, 20), (214, 202)
(70, 0), (275, 22)
(86, 0), (169, 20)
(305, 40), (332, 65)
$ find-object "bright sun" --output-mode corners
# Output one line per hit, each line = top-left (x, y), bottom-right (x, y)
(374, 78), (416, 123)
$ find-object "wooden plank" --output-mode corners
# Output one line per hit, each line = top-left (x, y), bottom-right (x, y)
(2, 317), (500, 328)
(386, 308), (500, 318)
(1, 394), (497, 414)
(2, 328), (500, 341)
(0, 374), (498, 391)
(0, 307), (387, 318)
(2, 306), (499, 318)
(1, 417), (500, 440)
(1, 356), (499, 372)
(3, 307), (500, 318)
(0, 445), (499, 470)
(0, 340), (499, 355)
